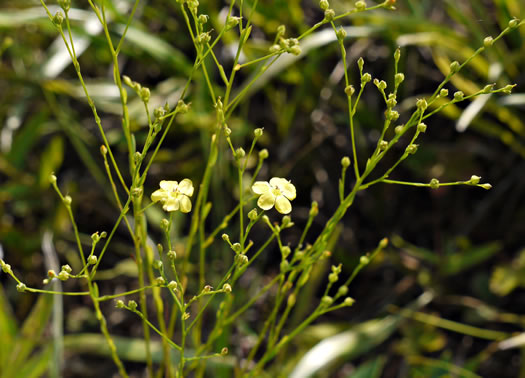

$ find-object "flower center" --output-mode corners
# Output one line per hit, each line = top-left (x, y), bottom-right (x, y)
(271, 187), (281, 197)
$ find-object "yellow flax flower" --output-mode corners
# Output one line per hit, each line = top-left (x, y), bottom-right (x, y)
(151, 179), (194, 213)
(252, 177), (296, 214)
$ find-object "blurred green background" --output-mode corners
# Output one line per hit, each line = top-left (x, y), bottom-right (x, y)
(1, 0), (525, 376)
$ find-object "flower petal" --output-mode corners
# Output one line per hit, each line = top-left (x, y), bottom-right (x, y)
(163, 197), (180, 212)
(151, 188), (167, 203)
(274, 195), (292, 214)
(257, 192), (275, 210)
(179, 195), (192, 213)
(280, 181), (296, 200)
(160, 180), (178, 191)
(252, 181), (271, 195)
(178, 179), (194, 197)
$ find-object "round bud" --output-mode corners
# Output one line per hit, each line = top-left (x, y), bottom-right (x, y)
(222, 283), (232, 293)
(417, 123), (427, 133)
(168, 281), (177, 290)
(341, 156), (351, 168)
(319, 0), (329, 10)
(336, 27), (347, 40)
(355, 1), (366, 11)
(248, 209), (258, 221)
(453, 91), (464, 101)
(324, 9), (335, 22)
(259, 149), (269, 159)
(254, 128), (263, 138)
(128, 300), (138, 311)
(344, 297), (355, 306)
(321, 296), (333, 306)
(63, 195), (72, 206)
(508, 19), (519, 29)
(49, 174), (57, 184)
(439, 88), (449, 97)
(360, 255), (370, 265)
(116, 300), (125, 309)
(17, 283), (27, 292)
(429, 178), (440, 189)
(379, 140), (388, 151)
(88, 255), (98, 265)
(483, 36), (494, 47)
(167, 250), (177, 260)
(337, 285), (349, 296)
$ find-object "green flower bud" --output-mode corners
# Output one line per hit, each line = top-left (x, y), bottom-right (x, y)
(480, 183), (492, 190)
(168, 281), (177, 290)
(469, 175), (481, 185)
(379, 238), (388, 248)
(344, 297), (355, 306)
(155, 276), (166, 286)
(254, 128), (264, 138)
(337, 285), (349, 296)
(450, 61), (460, 74)
(176, 99), (190, 114)
(52, 11), (64, 27)
(259, 149), (269, 159)
(394, 125), (404, 134)
(344, 85), (355, 96)
(355, 0), (366, 11)
(336, 27), (347, 40)
(481, 84), (495, 94)
(483, 36), (494, 47)
(502, 84), (516, 94)
(416, 98), (428, 110)
(17, 283), (27, 292)
(281, 246), (291, 258)
(289, 45), (302, 56)
(453, 91), (464, 101)
(417, 123), (427, 133)
(222, 234), (230, 243)
(58, 0), (71, 11)
(341, 156), (351, 168)
(328, 273), (338, 283)
(379, 140), (388, 150)
(222, 283), (232, 293)
(508, 19), (519, 29)
(321, 296), (333, 306)
(269, 44), (281, 53)
(361, 73), (372, 83)
(232, 243), (242, 253)
(49, 174), (57, 184)
(57, 271), (69, 281)
(63, 195), (72, 206)
(100, 145), (107, 156)
(395, 73), (405, 86)
(128, 300), (138, 311)
(439, 88), (449, 97)
(357, 57), (364, 71)
(116, 300), (125, 308)
(139, 87), (150, 102)
(386, 95), (397, 108)
(198, 14), (209, 24)
(1, 261), (11, 274)
(374, 79), (387, 90)
(280, 260), (289, 272)
(394, 48), (401, 62)
(248, 208), (258, 221)
(360, 255), (370, 265)
(235, 254), (248, 265)
(88, 255), (98, 265)
(287, 293), (296, 307)
(226, 16), (241, 30)
(167, 250), (177, 260)
(153, 260), (163, 270)
(324, 9), (335, 22)
(429, 178), (440, 189)
(235, 147), (246, 159)
(62, 264), (72, 273)
(160, 218), (170, 232)
(319, 0), (329, 10)
(48, 270), (57, 278)
(405, 144), (418, 154)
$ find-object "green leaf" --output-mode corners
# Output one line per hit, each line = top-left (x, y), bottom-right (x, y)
(38, 135), (64, 189)
(3, 294), (53, 378)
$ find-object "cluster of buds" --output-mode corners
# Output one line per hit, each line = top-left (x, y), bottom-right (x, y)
(122, 76), (151, 103)
(270, 37), (301, 56)
(328, 264), (342, 283)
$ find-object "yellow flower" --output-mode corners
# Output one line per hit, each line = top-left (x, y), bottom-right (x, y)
(151, 179), (194, 213)
(252, 177), (296, 214)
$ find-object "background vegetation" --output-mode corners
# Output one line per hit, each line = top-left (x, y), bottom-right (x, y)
(1, 0), (524, 377)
